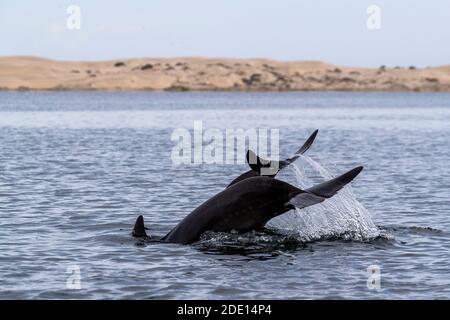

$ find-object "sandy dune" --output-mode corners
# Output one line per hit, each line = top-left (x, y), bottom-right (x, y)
(0, 56), (449, 91)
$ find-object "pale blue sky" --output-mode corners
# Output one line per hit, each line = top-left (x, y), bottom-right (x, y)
(0, 0), (449, 67)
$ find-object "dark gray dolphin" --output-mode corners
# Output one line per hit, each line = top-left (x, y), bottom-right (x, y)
(226, 129), (318, 187)
(133, 165), (363, 245)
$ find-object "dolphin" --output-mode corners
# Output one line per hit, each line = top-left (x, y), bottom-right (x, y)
(226, 129), (318, 187)
(133, 165), (363, 245)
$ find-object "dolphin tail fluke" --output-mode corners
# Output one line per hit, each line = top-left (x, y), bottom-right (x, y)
(295, 129), (319, 155)
(247, 129), (319, 176)
(279, 129), (319, 169)
(246, 150), (278, 176)
(288, 166), (363, 209)
(246, 129), (319, 174)
(132, 215), (149, 238)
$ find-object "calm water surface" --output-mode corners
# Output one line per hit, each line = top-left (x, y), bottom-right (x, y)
(0, 91), (449, 299)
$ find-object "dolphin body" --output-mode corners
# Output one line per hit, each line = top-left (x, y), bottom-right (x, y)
(227, 129), (318, 187)
(133, 166), (363, 245)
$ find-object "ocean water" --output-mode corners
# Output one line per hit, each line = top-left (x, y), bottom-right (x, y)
(0, 91), (449, 299)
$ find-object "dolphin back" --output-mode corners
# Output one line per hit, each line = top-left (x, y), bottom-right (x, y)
(163, 177), (300, 244)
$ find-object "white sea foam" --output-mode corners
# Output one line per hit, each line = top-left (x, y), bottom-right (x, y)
(268, 156), (380, 241)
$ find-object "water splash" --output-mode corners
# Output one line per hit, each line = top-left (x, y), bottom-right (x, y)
(268, 156), (381, 241)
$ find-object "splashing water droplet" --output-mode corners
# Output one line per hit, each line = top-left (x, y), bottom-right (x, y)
(268, 156), (380, 241)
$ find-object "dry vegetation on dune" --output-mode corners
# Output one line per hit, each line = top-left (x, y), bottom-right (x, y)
(0, 56), (449, 91)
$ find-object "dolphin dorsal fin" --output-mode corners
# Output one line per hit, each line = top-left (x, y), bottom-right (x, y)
(132, 215), (149, 238)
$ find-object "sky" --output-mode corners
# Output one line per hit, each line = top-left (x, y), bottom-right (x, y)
(0, 0), (449, 67)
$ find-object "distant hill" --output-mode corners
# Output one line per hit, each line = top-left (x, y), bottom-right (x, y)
(1, 56), (449, 91)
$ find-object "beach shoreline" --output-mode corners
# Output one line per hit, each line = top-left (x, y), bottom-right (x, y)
(1, 56), (449, 92)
